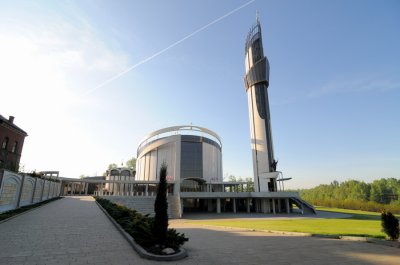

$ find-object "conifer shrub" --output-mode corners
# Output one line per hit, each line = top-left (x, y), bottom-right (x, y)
(381, 210), (400, 241)
(153, 163), (169, 247)
(95, 196), (188, 253)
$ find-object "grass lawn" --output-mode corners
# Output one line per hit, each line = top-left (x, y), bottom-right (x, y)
(315, 206), (381, 220)
(185, 207), (387, 239)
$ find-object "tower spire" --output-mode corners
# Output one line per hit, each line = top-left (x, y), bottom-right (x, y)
(244, 15), (275, 192)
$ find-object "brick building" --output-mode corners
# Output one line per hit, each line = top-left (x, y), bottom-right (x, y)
(0, 115), (28, 172)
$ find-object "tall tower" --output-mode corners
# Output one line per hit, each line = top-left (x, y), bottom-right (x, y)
(244, 17), (277, 192)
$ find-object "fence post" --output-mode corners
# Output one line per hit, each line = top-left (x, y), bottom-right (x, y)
(31, 177), (37, 204)
(39, 179), (45, 202)
(16, 174), (25, 208)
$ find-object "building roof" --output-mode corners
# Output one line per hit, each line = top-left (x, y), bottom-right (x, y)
(0, 115), (28, 136)
(138, 125), (222, 151)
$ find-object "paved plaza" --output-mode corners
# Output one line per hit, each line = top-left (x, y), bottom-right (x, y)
(0, 196), (399, 265)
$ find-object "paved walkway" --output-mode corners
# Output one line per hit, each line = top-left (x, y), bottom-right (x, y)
(0, 197), (150, 265)
(169, 222), (400, 265)
(0, 196), (399, 265)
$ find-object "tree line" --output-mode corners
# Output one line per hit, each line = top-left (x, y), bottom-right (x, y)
(103, 157), (136, 176)
(299, 178), (400, 213)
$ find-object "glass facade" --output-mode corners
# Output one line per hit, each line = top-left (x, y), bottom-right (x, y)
(255, 84), (267, 119)
(181, 179), (204, 192)
(181, 139), (203, 179)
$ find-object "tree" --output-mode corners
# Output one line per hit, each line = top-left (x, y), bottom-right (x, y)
(103, 163), (118, 176)
(381, 210), (400, 241)
(228, 175), (237, 182)
(371, 179), (390, 204)
(126, 157), (136, 170)
(108, 163), (118, 170)
(153, 162), (168, 247)
(245, 177), (254, 192)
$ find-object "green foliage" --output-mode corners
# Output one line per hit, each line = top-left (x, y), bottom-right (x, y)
(316, 206), (382, 220)
(187, 218), (385, 239)
(153, 163), (168, 246)
(245, 177), (255, 192)
(167, 228), (189, 249)
(125, 157), (136, 170)
(103, 163), (118, 176)
(224, 175), (254, 192)
(95, 197), (188, 251)
(187, 207), (396, 239)
(299, 178), (400, 213)
(381, 210), (400, 240)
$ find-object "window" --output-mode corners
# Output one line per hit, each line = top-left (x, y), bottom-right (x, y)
(181, 141), (203, 179)
(251, 37), (263, 62)
(11, 141), (18, 153)
(255, 84), (267, 119)
(1, 137), (9, 150)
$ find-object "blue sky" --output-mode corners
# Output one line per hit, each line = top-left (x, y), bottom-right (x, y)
(1, 0), (399, 188)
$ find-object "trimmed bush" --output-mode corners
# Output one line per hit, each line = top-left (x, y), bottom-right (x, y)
(153, 163), (168, 246)
(381, 210), (400, 241)
(95, 197), (188, 252)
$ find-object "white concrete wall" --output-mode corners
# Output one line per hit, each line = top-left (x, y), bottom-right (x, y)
(156, 142), (176, 181)
(19, 176), (35, 207)
(137, 135), (222, 183)
(137, 141), (178, 181)
(33, 179), (43, 203)
(0, 171), (22, 212)
(0, 170), (61, 213)
(202, 143), (222, 182)
(247, 87), (272, 192)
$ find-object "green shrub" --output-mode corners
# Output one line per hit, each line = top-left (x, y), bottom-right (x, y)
(381, 210), (400, 241)
(95, 197), (188, 252)
(167, 228), (189, 249)
(153, 163), (168, 246)
(305, 198), (400, 214)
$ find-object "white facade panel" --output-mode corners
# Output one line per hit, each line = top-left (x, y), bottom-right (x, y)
(156, 142), (176, 181)
(202, 143), (222, 183)
(137, 126), (222, 184)
(137, 154), (146, 181)
(249, 86), (270, 175)
(148, 150), (157, 181)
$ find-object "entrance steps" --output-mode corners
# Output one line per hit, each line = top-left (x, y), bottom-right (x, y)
(99, 195), (181, 218)
(290, 197), (316, 214)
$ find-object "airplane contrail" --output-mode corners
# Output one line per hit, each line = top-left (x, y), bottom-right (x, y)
(81, 0), (256, 97)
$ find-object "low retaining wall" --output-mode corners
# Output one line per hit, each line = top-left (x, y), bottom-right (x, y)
(99, 195), (181, 219)
(0, 170), (61, 213)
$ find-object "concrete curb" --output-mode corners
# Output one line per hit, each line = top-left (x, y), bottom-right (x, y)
(366, 238), (400, 248)
(339, 236), (368, 241)
(191, 223), (313, 237)
(95, 200), (188, 261)
(187, 223), (400, 248)
(0, 197), (63, 224)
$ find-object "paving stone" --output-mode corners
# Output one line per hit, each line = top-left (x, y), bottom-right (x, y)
(0, 196), (399, 265)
